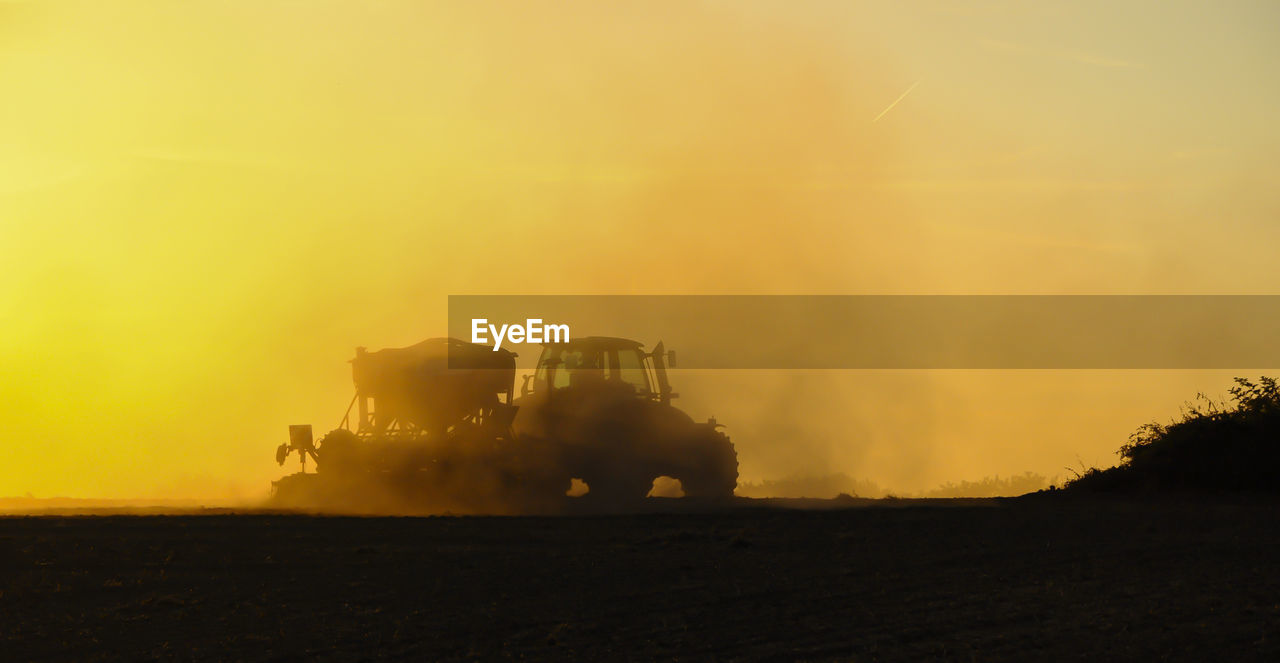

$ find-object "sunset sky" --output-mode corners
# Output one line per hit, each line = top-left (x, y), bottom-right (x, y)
(3, 1), (1279, 498)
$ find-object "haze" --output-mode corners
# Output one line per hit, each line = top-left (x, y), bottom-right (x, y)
(3, 1), (1279, 499)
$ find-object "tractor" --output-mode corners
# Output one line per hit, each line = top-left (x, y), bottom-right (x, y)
(272, 336), (737, 512)
(513, 337), (738, 503)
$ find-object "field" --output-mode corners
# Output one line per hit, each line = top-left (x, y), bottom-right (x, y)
(3, 496), (1278, 661)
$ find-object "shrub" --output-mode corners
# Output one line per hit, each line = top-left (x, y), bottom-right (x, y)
(1068, 377), (1280, 493)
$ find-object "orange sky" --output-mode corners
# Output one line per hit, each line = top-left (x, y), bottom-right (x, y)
(2, 1), (1279, 498)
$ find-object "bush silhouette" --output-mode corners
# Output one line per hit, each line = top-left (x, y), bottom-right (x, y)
(921, 472), (1051, 498)
(1069, 377), (1280, 493)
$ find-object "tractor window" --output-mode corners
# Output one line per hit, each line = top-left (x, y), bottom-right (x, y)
(616, 348), (652, 394)
(534, 347), (554, 388)
(551, 349), (604, 390)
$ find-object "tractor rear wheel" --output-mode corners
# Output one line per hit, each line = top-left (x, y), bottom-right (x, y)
(674, 427), (739, 499)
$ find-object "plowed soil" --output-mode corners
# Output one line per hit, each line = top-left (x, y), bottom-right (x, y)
(2, 495), (1278, 661)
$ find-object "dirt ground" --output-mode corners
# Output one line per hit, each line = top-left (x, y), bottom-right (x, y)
(2, 495), (1278, 661)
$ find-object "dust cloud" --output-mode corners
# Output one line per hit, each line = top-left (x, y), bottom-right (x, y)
(3, 2), (1278, 503)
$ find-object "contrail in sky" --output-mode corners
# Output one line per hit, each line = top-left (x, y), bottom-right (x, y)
(873, 81), (920, 122)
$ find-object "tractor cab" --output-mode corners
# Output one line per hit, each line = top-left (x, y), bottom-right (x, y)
(523, 336), (677, 404)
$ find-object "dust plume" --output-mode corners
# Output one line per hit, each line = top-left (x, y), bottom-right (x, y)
(3, 1), (1280, 503)
(1, 0), (908, 502)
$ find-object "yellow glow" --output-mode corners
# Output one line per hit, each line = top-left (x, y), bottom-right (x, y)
(3, 1), (1280, 498)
